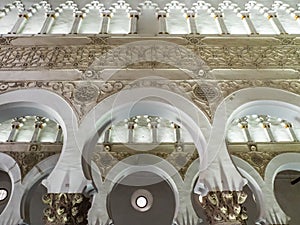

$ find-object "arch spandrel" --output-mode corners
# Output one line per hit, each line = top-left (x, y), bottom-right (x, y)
(0, 89), (91, 193)
(222, 88), (300, 224)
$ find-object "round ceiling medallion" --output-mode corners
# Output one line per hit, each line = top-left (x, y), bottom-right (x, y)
(131, 189), (153, 212)
(0, 189), (8, 201)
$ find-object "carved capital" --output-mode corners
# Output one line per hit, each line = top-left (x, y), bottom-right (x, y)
(200, 191), (248, 225)
(42, 193), (91, 225)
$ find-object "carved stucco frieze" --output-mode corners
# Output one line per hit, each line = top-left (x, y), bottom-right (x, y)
(1, 36), (300, 71)
(217, 80), (300, 97)
(4, 144), (60, 178)
(0, 80), (300, 121)
(231, 151), (281, 178)
(92, 149), (198, 179)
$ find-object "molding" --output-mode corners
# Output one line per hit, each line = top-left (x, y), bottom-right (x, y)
(0, 79), (299, 120)
(0, 36), (300, 71)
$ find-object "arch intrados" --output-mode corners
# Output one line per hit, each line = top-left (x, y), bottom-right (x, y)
(80, 87), (211, 180)
(264, 153), (300, 190)
(104, 154), (182, 218)
(221, 88), (300, 130)
(0, 153), (21, 186)
(226, 100), (300, 128)
(0, 89), (79, 141)
(20, 154), (59, 222)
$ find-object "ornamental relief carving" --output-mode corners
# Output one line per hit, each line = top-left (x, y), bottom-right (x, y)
(231, 151), (281, 178)
(4, 150), (59, 178)
(0, 80), (299, 120)
(92, 149), (198, 180)
(0, 36), (300, 71)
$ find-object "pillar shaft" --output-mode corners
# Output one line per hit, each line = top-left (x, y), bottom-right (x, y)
(214, 11), (229, 35)
(100, 11), (111, 34)
(40, 11), (57, 34)
(266, 11), (287, 35)
(129, 10), (139, 34)
(187, 11), (198, 34)
(71, 12), (84, 34)
(157, 10), (168, 34)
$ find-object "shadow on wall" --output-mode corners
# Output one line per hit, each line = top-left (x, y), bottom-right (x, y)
(0, 171), (11, 215)
(22, 175), (47, 225)
(274, 170), (300, 225)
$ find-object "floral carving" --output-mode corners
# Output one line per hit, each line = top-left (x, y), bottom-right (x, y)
(74, 84), (99, 103)
(0, 79), (299, 122)
(232, 151), (281, 178)
(1, 36), (300, 71)
(5, 149), (60, 178)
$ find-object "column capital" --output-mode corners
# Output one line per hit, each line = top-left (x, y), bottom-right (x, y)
(200, 191), (248, 225)
(46, 10), (59, 18)
(214, 11), (224, 18)
(157, 10), (167, 18)
(129, 10), (140, 18)
(42, 193), (91, 225)
(265, 11), (277, 19)
(187, 10), (196, 18)
(101, 10), (112, 17)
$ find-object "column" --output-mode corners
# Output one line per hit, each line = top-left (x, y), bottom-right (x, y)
(174, 124), (183, 151)
(40, 10), (57, 34)
(281, 120), (299, 142)
(157, 10), (168, 34)
(295, 12), (300, 26)
(240, 11), (258, 35)
(71, 11), (84, 34)
(259, 115), (275, 142)
(187, 11), (198, 34)
(265, 11), (287, 34)
(7, 117), (25, 142)
(100, 10), (111, 34)
(128, 120), (135, 144)
(9, 13), (28, 34)
(103, 128), (111, 145)
(149, 116), (158, 143)
(55, 125), (63, 143)
(42, 193), (91, 225)
(31, 116), (48, 142)
(200, 191), (248, 225)
(129, 10), (139, 34)
(238, 117), (253, 143)
(214, 11), (229, 35)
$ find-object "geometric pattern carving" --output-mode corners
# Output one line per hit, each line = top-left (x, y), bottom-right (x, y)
(1, 36), (300, 71)
(231, 151), (281, 178)
(92, 148), (199, 179)
(4, 151), (59, 179)
(0, 80), (300, 121)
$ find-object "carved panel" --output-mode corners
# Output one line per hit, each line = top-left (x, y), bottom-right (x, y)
(92, 149), (198, 179)
(1, 36), (300, 71)
(4, 144), (59, 178)
(231, 151), (281, 178)
(0, 80), (299, 121)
